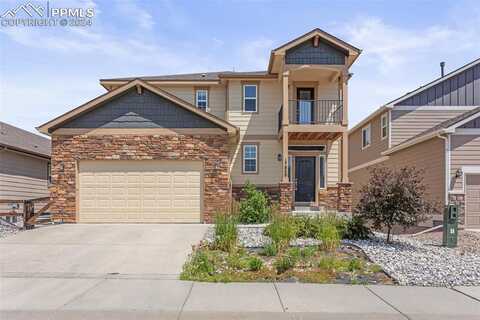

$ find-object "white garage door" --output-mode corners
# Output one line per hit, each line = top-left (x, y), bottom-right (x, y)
(79, 160), (202, 223)
(466, 174), (480, 229)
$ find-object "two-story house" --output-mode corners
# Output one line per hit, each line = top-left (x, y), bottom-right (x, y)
(37, 28), (361, 223)
(349, 58), (480, 229)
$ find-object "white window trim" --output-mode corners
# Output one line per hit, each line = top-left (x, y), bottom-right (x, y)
(318, 155), (326, 189)
(381, 113), (388, 140)
(242, 144), (258, 174)
(362, 124), (371, 150)
(195, 89), (209, 111)
(243, 84), (258, 113)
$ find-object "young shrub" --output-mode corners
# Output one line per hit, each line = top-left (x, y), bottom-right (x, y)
(238, 182), (270, 224)
(317, 255), (348, 272)
(213, 213), (238, 252)
(247, 257), (263, 271)
(343, 216), (372, 240)
(356, 166), (434, 242)
(264, 214), (298, 252)
(274, 255), (296, 274)
(286, 247), (301, 261)
(261, 242), (278, 256)
(316, 218), (341, 252)
(226, 250), (248, 270)
(347, 258), (364, 272)
(300, 246), (317, 261)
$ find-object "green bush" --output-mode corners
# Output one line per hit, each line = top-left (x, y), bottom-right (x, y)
(286, 247), (301, 261)
(300, 246), (317, 261)
(274, 255), (296, 274)
(343, 216), (372, 240)
(226, 250), (248, 270)
(316, 219), (341, 252)
(238, 182), (270, 224)
(347, 258), (363, 272)
(318, 255), (348, 272)
(264, 214), (298, 252)
(247, 257), (263, 271)
(180, 248), (217, 280)
(213, 213), (238, 252)
(294, 214), (347, 239)
(261, 242), (278, 256)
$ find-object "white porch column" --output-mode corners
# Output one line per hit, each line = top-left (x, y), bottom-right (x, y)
(282, 71), (290, 182)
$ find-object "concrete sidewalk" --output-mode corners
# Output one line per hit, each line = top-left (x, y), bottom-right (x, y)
(1, 277), (479, 320)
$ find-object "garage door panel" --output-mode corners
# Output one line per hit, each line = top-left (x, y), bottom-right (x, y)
(79, 160), (202, 223)
(466, 174), (480, 229)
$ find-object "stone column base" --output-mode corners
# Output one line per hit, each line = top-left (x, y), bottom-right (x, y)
(279, 182), (293, 214)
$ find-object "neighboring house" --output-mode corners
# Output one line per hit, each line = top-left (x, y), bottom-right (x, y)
(349, 58), (480, 229)
(37, 28), (361, 223)
(0, 122), (51, 223)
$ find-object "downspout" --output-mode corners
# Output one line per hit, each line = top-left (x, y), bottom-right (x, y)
(437, 134), (450, 205)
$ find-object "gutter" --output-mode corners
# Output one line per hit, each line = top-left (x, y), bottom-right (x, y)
(437, 133), (450, 205)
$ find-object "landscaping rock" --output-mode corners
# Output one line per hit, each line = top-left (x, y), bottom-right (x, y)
(346, 233), (480, 287)
(0, 224), (19, 239)
(204, 224), (321, 248)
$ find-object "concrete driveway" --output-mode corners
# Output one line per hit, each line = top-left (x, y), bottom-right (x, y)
(0, 224), (209, 278)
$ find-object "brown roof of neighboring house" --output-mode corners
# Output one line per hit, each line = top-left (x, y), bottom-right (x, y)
(100, 71), (273, 82)
(0, 121), (51, 158)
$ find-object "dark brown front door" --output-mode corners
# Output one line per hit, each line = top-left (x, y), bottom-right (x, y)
(295, 156), (316, 203)
(297, 88), (314, 124)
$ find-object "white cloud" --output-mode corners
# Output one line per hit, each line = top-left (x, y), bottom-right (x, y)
(114, 0), (154, 30)
(237, 37), (274, 70)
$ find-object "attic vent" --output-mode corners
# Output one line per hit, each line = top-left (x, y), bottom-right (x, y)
(201, 73), (206, 78)
(313, 35), (320, 47)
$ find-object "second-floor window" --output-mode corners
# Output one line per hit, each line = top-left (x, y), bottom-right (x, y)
(362, 124), (371, 149)
(195, 89), (208, 111)
(243, 144), (258, 173)
(381, 113), (388, 140)
(243, 84), (258, 112)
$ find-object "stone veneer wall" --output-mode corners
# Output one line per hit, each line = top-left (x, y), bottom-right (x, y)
(448, 193), (466, 225)
(318, 183), (353, 213)
(279, 182), (293, 213)
(232, 185), (280, 204)
(49, 134), (231, 223)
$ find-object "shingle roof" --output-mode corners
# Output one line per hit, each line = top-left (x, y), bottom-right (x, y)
(0, 122), (50, 158)
(402, 107), (480, 144)
(100, 71), (271, 82)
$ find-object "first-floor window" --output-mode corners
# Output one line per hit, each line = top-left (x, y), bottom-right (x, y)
(362, 124), (371, 149)
(243, 144), (258, 173)
(319, 155), (326, 189)
(195, 89), (208, 111)
(47, 161), (52, 184)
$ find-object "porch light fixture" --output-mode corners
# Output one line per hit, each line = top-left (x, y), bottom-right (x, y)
(455, 168), (462, 178)
(277, 153), (282, 161)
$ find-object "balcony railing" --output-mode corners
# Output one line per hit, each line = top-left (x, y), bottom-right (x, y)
(278, 100), (343, 131)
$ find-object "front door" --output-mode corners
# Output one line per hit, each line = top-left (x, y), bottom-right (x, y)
(297, 88), (315, 124)
(295, 156), (316, 203)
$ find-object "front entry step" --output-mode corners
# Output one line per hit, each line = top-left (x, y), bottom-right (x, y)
(292, 206), (326, 217)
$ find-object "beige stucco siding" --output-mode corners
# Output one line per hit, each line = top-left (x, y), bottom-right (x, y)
(227, 80), (281, 136)
(156, 84), (226, 119)
(391, 109), (466, 146)
(350, 137), (445, 212)
(450, 135), (480, 191)
(230, 139), (282, 185)
(349, 111), (389, 169)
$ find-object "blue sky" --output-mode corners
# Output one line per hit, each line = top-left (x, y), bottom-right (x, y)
(1, 0), (479, 135)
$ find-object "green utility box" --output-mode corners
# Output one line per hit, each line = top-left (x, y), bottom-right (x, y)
(443, 204), (458, 248)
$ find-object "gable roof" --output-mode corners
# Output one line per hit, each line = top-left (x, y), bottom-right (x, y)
(0, 121), (50, 158)
(37, 79), (238, 135)
(383, 107), (480, 155)
(268, 28), (362, 73)
(350, 56), (480, 134)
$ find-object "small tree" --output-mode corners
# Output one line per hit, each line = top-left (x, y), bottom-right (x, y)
(355, 166), (434, 242)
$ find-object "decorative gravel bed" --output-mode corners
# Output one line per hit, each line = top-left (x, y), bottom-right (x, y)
(204, 224), (321, 248)
(0, 224), (19, 239)
(346, 233), (480, 286)
(413, 230), (480, 255)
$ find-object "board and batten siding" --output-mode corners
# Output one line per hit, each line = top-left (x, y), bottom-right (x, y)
(350, 137), (445, 216)
(391, 109), (467, 146)
(157, 84), (226, 119)
(349, 112), (389, 169)
(0, 150), (49, 200)
(450, 135), (480, 191)
(227, 80), (282, 136)
(395, 63), (480, 106)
